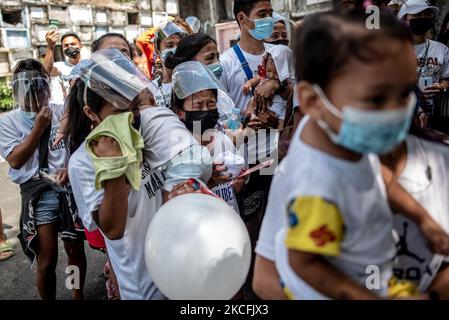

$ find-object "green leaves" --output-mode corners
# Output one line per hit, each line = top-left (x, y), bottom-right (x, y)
(0, 78), (13, 111)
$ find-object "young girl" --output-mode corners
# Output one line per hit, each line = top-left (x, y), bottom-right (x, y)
(271, 10), (449, 300)
(66, 47), (211, 300)
(153, 20), (190, 109)
(0, 59), (86, 300)
(242, 44), (295, 129)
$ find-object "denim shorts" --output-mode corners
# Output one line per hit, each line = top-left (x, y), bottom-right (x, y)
(34, 190), (60, 226)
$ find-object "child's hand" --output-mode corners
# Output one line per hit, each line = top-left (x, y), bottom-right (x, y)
(242, 81), (253, 96)
(166, 180), (202, 201)
(232, 174), (246, 193)
(419, 217), (449, 255)
(208, 162), (231, 188)
(55, 168), (69, 185)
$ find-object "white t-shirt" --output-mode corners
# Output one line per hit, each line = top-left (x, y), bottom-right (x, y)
(68, 107), (201, 300)
(260, 116), (396, 299)
(209, 132), (240, 214)
(54, 60), (75, 91)
(0, 104), (68, 184)
(153, 80), (173, 109)
(49, 76), (66, 106)
(293, 85), (300, 111)
(393, 135), (449, 291)
(269, 95), (286, 120)
(415, 40), (449, 84)
(220, 43), (273, 111)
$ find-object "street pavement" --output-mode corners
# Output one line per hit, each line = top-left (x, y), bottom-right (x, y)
(0, 160), (107, 300)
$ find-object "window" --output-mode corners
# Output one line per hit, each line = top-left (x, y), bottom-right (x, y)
(166, 0), (178, 15)
(127, 12), (139, 25)
(152, 0), (166, 12)
(140, 13), (152, 26)
(96, 12), (108, 24)
(30, 7), (47, 21)
(1, 8), (23, 26)
(3, 29), (30, 49)
(95, 26), (109, 39)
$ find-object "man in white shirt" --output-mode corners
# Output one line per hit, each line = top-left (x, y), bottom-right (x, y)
(220, 0), (281, 112)
(44, 31), (83, 92)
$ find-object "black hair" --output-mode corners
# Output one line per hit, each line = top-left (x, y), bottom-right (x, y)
(61, 32), (81, 44)
(11, 59), (50, 103)
(65, 79), (106, 154)
(91, 33), (134, 59)
(13, 58), (47, 76)
(437, 11), (449, 45)
(295, 9), (412, 90)
(164, 33), (217, 70)
(170, 89), (218, 113)
(233, 0), (270, 22)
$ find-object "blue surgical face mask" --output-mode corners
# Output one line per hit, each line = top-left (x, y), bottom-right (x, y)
(208, 62), (223, 79)
(313, 85), (416, 155)
(20, 110), (37, 129)
(161, 47), (177, 61)
(246, 16), (274, 41)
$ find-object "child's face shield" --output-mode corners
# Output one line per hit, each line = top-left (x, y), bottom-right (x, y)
(172, 61), (225, 99)
(79, 48), (157, 110)
(11, 71), (50, 112)
(156, 21), (188, 41)
(185, 16), (201, 33)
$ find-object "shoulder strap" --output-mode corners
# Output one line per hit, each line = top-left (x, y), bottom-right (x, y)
(38, 125), (51, 170)
(232, 44), (254, 81)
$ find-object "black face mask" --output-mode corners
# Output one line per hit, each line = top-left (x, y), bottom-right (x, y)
(265, 39), (289, 46)
(64, 46), (80, 59)
(183, 109), (219, 134)
(132, 115), (141, 131)
(409, 18), (433, 36)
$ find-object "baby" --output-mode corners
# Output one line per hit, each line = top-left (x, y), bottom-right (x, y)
(242, 45), (295, 129)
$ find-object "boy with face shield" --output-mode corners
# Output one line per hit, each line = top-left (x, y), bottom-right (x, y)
(0, 59), (86, 300)
(66, 49), (212, 300)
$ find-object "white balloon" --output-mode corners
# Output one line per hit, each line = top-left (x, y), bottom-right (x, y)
(145, 193), (251, 300)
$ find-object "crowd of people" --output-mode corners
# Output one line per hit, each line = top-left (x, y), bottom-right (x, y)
(1, 0), (449, 300)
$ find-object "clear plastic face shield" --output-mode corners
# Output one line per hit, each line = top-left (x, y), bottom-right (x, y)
(272, 12), (290, 25)
(156, 21), (188, 42)
(172, 61), (225, 99)
(79, 48), (157, 110)
(267, 12), (296, 45)
(185, 16), (201, 33)
(11, 71), (50, 113)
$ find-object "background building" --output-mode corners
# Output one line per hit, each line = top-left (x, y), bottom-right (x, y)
(0, 0), (448, 94)
(0, 0), (180, 79)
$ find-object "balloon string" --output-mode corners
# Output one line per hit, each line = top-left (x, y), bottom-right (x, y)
(186, 178), (221, 199)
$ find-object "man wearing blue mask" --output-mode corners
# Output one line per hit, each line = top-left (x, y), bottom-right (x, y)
(220, 0), (279, 113)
